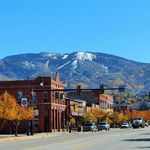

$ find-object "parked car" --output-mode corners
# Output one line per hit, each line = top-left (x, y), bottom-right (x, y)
(132, 117), (145, 128)
(83, 122), (98, 132)
(121, 122), (130, 128)
(145, 122), (149, 127)
(111, 124), (120, 128)
(98, 122), (110, 131)
(128, 122), (132, 128)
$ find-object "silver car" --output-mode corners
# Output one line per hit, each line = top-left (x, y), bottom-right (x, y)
(83, 123), (98, 132)
(98, 122), (110, 131)
(121, 122), (130, 128)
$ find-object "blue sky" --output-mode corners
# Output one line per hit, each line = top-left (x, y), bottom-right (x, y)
(0, 0), (150, 63)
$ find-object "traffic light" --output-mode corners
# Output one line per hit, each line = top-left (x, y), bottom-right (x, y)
(100, 84), (104, 94)
(119, 85), (125, 92)
(77, 85), (81, 94)
(55, 92), (59, 99)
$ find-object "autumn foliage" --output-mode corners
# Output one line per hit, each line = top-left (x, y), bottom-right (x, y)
(82, 107), (150, 126)
(124, 109), (150, 122)
(82, 108), (113, 124)
(0, 91), (34, 136)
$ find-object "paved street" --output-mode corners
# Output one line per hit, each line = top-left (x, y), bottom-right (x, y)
(0, 127), (150, 150)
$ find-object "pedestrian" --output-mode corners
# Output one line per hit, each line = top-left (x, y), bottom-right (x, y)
(69, 122), (72, 133)
(77, 124), (81, 132)
(62, 123), (66, 132)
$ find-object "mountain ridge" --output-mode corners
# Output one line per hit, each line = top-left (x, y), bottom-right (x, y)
(0, 51), (150, 93)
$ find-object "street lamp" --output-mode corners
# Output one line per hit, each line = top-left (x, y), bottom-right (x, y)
(40, 79), (44, 87)
(27, 77), (39, 136)
(27, 88), (34, 136)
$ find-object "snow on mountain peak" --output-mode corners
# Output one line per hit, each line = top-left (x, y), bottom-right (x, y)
(75, 52), (96, 61)
(62, 54), (68, 59)
(22, 61), (35, 68)
(72, 60), (78, 71)
(57, 61), (71, 70)
(40, 52), (56, 58)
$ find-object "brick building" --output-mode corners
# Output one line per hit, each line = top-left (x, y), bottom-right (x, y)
(99, 94), (113, 110)
(0, 72), (67, 133)
(66, 98), (86, 127)
(67, 91), (113, 111)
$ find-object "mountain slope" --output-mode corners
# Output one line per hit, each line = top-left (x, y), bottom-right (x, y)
(0, 51), (150, 93)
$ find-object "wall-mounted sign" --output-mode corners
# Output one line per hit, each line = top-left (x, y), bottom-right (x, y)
(34, 109), (39, 116)
(74, 104), (78, 112)
(21, 98), (28, 107)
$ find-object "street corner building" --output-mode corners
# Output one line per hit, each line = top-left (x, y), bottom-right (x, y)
(0, 72), (67, 134)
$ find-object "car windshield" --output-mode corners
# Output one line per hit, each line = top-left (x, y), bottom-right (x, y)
(122, 123), (128, 125)
(84, 123), (93, 126)
(99, 123), (107, 125)
(133, 118), (142, 120)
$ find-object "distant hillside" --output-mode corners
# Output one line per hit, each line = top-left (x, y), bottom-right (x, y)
(0, 51), (150, 93)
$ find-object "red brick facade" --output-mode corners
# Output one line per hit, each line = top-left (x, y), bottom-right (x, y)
(0, 72), (66, 133)
(99, 94), (113, 110)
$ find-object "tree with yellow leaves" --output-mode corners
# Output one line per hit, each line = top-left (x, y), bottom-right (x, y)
(0, 91), (34, 136)
(92, 108), (107, 122)
(82, 111), (97, 124)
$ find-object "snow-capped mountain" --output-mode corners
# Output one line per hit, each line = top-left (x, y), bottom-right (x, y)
(0, 51), (150, 93)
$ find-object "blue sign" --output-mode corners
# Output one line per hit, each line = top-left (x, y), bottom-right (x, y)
(21, 98), (28, 107)
(32, 95), (38, 101)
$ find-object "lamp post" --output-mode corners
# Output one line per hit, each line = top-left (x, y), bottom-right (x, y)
(27, 77), (39, 136)
(27, 88), (34, 136)
(26, 77), (30, 136)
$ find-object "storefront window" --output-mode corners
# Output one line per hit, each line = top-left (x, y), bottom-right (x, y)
(43, 91), (49, 102)
(17, 91), (23, 103)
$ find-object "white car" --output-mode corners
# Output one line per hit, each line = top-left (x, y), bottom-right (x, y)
(132, 117), (145, 128)
(121, 122), (130, 128)
(98, 122), (110, 131)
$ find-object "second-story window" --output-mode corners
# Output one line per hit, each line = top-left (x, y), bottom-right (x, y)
(43, 91), (49, 102)
(17, 91), (23, 103)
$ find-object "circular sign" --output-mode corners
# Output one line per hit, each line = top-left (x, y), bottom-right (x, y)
(21, 98), (27, 107)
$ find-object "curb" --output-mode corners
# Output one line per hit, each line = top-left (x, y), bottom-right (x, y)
(0, 132), (68, 142)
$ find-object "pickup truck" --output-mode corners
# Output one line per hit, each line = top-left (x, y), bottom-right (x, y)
(132, 117), (145, 128)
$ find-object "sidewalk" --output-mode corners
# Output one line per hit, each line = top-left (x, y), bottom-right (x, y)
(0, 132), (68, 142)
